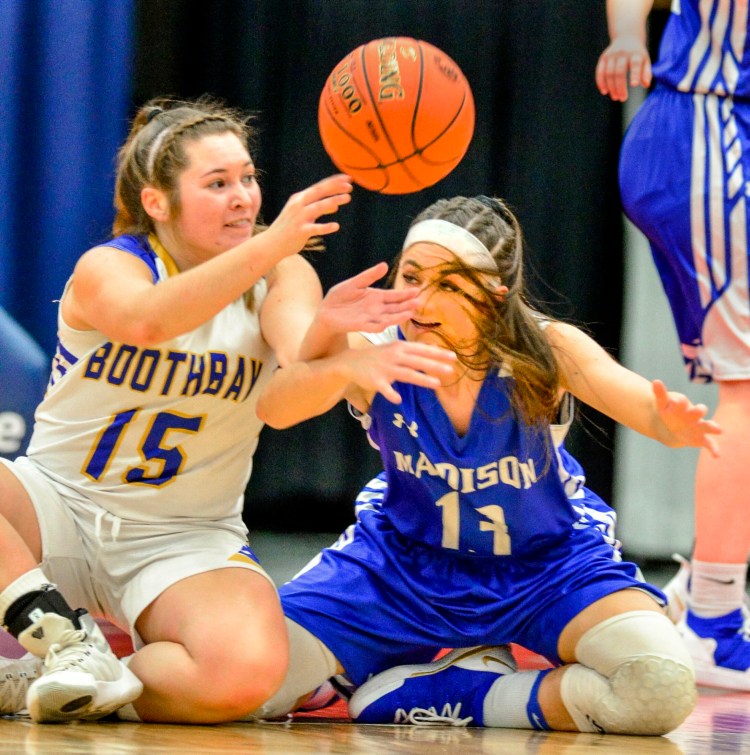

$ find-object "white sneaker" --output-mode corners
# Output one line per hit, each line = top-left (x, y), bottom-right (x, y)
(0, 653), (42, 716)
(662, 553), (691, 624)
(24, 613), (143, 723)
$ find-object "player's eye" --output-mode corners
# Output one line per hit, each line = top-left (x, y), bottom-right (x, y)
(439, 280), (459, 293)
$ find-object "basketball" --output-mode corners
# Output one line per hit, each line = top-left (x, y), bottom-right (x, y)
(318, 37), (475, 194)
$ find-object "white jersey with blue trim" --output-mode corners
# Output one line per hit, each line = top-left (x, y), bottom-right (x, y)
(359, 327), (615, 559)
(654, 0), (750, 97)
(25, 234), (276, 522)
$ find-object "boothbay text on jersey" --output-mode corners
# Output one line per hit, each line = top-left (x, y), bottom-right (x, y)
(79, 342), (265, 402)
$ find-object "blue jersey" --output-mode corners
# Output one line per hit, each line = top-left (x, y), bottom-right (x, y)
(654, 0), (750, 98)
(363, 348), (609, 559)
(278, 329), (657, 681)
(619, 1), (750, 381)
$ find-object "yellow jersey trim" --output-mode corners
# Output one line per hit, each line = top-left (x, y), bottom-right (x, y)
(148, 233), (180, 277)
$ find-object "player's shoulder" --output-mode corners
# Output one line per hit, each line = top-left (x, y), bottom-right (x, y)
(75, 234), (161, 285)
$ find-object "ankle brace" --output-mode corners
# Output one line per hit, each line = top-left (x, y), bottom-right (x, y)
(4, 586), (82, 639)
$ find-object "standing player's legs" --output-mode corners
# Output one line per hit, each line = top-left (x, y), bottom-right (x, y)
(694, 382), (750, 568)
(0, 460), (141, 721)
(687, 379), (750, 688)
(620, 87), (750, 688)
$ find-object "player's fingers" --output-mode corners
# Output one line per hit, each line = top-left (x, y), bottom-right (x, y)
(297, 180), (353, 215)
(394, 357), (455, 381)
(345, 262), (391, 289)
(388, 367), (444, 389)
(288, 175), (352, 209)
(374, 297), (420, 317)
(613, 55), (629, 101)
(602, 55), (618, 100)
(651, 379), (669, 410)
(642, 57), (653, 88)
(375, 379), (402, 404)
(378, 287), (420, 303)
(704, 434), (721, 459)
(399, 342), (457, 363)
(702, 419), (723, 434)
(312, 174), (353, 193)
(312, 220), (342, 237)
(313, 192), (352, 217)
(630, 55), (644, 87)
(688, 402), (708, 419)
(595, 55), (610, 95)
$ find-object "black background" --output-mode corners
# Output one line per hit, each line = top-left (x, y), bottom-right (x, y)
(132, 0), (668, 532)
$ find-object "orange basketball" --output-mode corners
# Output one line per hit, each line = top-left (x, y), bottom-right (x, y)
(318, 37), (475, 194)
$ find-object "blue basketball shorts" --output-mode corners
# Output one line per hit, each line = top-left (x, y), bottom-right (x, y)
(620, 84), (750, 381)
(279, 505), (664, 686)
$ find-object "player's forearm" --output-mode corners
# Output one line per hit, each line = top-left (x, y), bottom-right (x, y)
(298, 314), (350, 362)
(256, 355), (352, 429)
(606, 0), (654, 42)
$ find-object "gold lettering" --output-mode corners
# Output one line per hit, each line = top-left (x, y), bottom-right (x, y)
(377, 40), (404, 102)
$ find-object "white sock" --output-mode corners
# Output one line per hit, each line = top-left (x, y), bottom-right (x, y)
(690, 560), (747, 618)
(116, 702), (142, 722)
(482, 670), (546, 729)
(0, 568), (53, 623)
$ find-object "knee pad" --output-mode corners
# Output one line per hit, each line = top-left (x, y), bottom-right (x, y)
(561, 611), (696, 735)
(248, 618), (338, 720)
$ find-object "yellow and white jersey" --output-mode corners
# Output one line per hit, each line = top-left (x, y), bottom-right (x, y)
(26, 234), (276, 522)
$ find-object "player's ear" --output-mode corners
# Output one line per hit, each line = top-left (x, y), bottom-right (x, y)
(141, 186), (170, 222)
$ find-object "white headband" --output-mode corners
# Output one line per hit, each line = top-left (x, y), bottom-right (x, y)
(146, 125), (176, 179)
(402, 219), (500, 282)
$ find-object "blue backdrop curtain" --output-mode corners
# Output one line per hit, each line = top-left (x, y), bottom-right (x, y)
(0, 0), (134, 354)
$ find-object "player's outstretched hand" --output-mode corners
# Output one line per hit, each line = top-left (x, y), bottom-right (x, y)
(266, 174), (353, 257)
(318, 262), (420, 334)
(345, 340), (456, 404)
(652, 379), (722, 457)
(596, 36), (652, 102)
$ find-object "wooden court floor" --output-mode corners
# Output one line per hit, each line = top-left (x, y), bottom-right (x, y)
(3, 539), (748, 753)
(2, 668), (750, 755)
(1, 687), (750, 755)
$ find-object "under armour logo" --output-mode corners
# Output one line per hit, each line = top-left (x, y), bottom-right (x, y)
(393, 413), (418, 437)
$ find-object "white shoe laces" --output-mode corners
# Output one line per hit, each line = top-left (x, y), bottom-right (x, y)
(1, 659), (41, 715)
(394, 702), (473, 727)
(45, 628), (95, 672)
